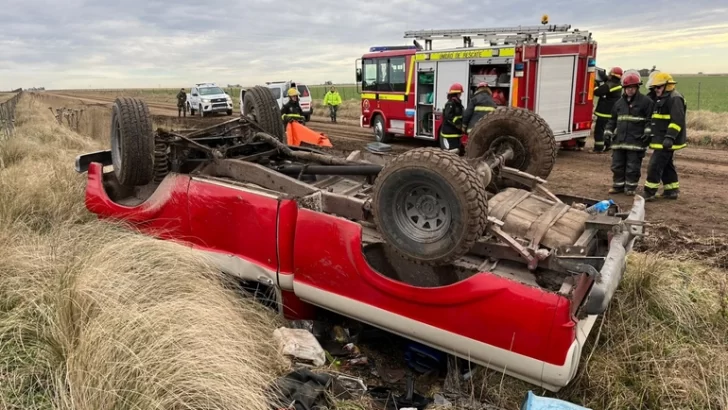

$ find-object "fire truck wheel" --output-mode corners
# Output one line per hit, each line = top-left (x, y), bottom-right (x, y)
(372, 115), (394, 143)
(109, 97), (155, 186)
(465, 107), (556, 186)
(243, 85), (285, 142)
(371, 147), (488, 266)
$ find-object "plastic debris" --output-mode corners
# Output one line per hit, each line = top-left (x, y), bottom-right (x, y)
(521, 391), (592, 410)
(273, 327), (326, 367)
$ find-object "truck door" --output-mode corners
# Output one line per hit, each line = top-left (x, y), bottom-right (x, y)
(535, 55), (577, 138)
(434, 61), (470, 135)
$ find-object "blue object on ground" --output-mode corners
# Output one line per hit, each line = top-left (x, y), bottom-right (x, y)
(520, 391), (592, 410)
(585, 199), (615, 214)
(403, 342), (445, 374)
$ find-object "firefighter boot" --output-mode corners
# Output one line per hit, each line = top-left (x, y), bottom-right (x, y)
(662, 189), (679, 200)
(643, 188), (659, 202)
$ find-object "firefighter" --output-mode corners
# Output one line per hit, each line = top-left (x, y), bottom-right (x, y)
(439, 83), (465, 153)
(281, 88), (306, 124)
(323, 86), (342, 123)
(642, 72), (687, 201)
(603, 72), (653, 196)
(588, 67), (623, 152)
(176, 88), (187, 117)
(463, 82), (497, 134)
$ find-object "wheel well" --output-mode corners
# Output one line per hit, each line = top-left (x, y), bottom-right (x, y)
(371, 111), (386, 128)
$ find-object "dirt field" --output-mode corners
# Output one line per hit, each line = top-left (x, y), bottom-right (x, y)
(45, 91), (728, 267)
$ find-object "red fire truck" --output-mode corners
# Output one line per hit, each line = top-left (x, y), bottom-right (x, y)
(355, 24), (598, 148)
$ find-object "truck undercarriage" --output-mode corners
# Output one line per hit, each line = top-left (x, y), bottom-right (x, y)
(75, 85), (646, 391)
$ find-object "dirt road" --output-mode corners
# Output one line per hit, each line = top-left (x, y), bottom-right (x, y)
(48, 92), (728, 263)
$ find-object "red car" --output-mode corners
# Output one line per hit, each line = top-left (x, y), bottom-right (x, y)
(75, 88), (645, 392)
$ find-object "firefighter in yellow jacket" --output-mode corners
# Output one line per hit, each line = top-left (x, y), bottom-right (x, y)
(323, 86), (342, 123)
(642, 72), (687, 201)
(589, 67), (623, 152)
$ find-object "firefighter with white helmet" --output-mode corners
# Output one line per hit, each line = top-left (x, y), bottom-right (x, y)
(603, 71), (654, 195)
(588, 66), (623, 152)
(439, 82), (465, 153)
(463, 82), (497, 134)
(281, 87), (306, 124)
(642, 72), (686, 201)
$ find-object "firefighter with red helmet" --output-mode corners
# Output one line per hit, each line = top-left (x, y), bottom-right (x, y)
(463, 82), (497, 134)
(642, 72), (687, 201)
(603, 71), (654, 195)
(439, 82), (465, 152)
(587, 67), (623, 152)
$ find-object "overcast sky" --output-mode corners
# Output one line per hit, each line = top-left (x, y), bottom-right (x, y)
(1, 0), (726, 90)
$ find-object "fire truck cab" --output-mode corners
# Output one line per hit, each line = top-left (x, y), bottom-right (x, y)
(355, 24), (598, 147)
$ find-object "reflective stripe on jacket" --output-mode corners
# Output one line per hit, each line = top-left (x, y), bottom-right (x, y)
(463, 90), (497, 132)
(605, 92), (654, 151)
(440, 97), (464, 138)
(594, 78), (623, 117)
(649, 90), (687, 150)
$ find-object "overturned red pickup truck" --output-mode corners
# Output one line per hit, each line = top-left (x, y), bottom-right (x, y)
(74, 86), (645, 392)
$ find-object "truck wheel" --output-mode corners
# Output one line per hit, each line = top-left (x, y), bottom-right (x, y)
(199, 105), (205, 118)
(189, 103), (195, 115)
(227, 109), (233, 116)
(465, 107), (556, 185)
(243, 85), (285, 142)
(373, 115), (394, 143)
(109, 97), (155, 186)
(371, 147), (488, 266)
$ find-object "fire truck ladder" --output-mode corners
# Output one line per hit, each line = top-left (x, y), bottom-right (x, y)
(404, 25), (587, 50)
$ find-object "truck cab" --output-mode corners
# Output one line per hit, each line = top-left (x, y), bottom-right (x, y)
(186, 82), (233, 117)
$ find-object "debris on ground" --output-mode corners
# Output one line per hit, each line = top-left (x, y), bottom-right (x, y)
(273, 327), (326, 367)
(520, 391), (592, 410)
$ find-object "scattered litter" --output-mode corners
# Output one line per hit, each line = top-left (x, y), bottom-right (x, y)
(433, 393), (453, 407)
(273, 327), (326, 367)
(270, 368), (334, 410)
(331, 325), (350, 343)
(404, 342), (446, 375)
(521, 391), (592, 410)
(366, 141), (393, 153)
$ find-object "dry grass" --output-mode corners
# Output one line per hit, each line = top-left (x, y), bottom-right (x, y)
(312, 99), (360, 120)
(0, 94), (290, 410)
(454, 253), (728, 410)
(3, 93), (728, 410)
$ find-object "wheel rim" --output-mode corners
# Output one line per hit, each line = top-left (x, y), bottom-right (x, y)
(392, 181), (451, 242)
(374, 119), (384, 141)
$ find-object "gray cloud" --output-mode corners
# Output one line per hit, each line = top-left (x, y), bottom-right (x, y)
(0, 0), (725, 89)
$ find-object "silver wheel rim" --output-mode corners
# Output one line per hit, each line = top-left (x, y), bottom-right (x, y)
(391, 181), (451, 242)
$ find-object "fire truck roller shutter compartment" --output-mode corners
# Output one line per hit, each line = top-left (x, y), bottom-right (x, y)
(535, 55), (577, 138)
(435, 61), (470, 112)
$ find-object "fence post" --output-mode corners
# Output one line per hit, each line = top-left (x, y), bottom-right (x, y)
(697, 82), (701, 111)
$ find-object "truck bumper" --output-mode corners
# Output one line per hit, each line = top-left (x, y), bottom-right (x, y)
(582, 194), (646, 315)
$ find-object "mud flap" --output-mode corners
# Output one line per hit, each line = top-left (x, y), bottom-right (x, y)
(582, 195), (646, 315)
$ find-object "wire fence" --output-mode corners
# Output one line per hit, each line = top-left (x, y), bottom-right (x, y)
(0, 90), (23, 141)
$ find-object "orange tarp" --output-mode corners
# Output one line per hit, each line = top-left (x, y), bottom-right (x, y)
(286, 121), (333, 148)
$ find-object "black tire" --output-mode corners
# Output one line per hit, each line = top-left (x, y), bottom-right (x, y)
(227, 109), (233, 116)
(371, 147), (488, 266)
(188, 103), (195, 115)
(243, 85), (285, 142)
(109, 97), (155, 186)
(465, 107), (557, 184)
(304, 113), (311, 122)
(372, 115), (394, 143)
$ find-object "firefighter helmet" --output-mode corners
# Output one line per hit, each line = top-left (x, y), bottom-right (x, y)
(621, 72), (642, 87)
(448, 83), (464, 94)
(650, 72), (676, 88)
(609, 67), (623, 78)
(287, 88), (299, 97)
